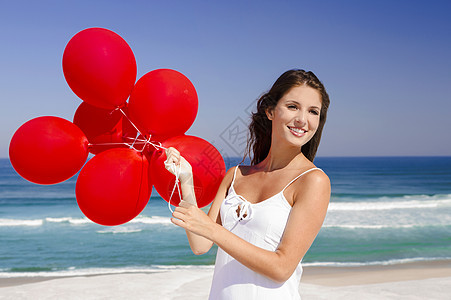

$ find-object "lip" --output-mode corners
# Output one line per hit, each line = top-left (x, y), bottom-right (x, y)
(287, 126), (306, 137)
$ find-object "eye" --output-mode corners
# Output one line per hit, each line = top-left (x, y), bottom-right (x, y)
(287, 104), (298, 110)
(309, 109), (320, 115)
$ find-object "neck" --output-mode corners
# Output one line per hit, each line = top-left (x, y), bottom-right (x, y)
(257, 143), (307, 172)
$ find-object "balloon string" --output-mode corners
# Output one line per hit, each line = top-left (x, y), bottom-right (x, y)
(93, 107), (180, 214)
(117, 107), (142, 137)
(167, 162), (183, 213)
(129, 134), (139, 149)
(87, 110), (169, 152)
(88, 142), (133, 147)
(115, 107), (168, 153)
(117, 107), (148, 152)
(123, 137), (148, 142)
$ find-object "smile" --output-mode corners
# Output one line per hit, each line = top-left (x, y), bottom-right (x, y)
(287, 126), (306, 137)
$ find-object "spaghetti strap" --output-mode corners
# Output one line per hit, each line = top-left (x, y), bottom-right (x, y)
(281, 167), (322, 192)
(230, 165), (240, 188)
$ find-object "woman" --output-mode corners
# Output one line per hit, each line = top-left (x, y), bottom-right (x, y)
(165, 69), (330, 299)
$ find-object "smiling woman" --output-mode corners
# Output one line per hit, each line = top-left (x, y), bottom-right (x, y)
(164, 69), (331, 299)
(265, 85), (322, 153)
(246, 69), (330, 165)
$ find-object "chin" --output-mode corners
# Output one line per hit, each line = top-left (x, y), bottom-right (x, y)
(291, 136), (314, 150)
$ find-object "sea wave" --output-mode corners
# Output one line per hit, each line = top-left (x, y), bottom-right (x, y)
(45, 217), (91, 225)
(0, 216), (173, 227)
(97, 228), (143, 234)
(322, 223), (451, 229)
(324, 224), (414, 229)
(0, 218), (43, 226)
(1, 257), (450, 278)
(302, 257), (451, 267)
(0, 265), (214, 278)
(129, 216), (172, 225)
(329, 196), (451, 211)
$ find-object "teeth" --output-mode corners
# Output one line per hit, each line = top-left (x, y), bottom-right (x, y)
(289, 126), (305, 133)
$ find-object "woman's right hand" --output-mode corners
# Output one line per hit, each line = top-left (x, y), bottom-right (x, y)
(164, 147), (193, 184)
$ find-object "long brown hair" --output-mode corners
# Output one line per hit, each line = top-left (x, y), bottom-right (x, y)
(245, 69), (330, 165)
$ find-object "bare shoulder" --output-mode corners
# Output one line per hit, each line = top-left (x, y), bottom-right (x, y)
(292, 168), (330, 206)
(302, 168), (330, 186)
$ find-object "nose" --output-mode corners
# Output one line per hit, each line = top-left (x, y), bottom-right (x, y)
(294, 110), (307, 127)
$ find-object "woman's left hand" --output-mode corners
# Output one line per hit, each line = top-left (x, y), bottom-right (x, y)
(164, 147), (193, 184)
(171, 200), (216, 239)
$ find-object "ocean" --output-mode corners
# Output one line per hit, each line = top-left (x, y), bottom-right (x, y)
(1, 156), (450, 278)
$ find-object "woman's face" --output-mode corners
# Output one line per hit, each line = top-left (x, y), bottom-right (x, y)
(266, 85), (322, 149)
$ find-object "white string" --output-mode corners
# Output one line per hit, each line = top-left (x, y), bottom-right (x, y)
(117, 107), (142, 136)
(87, 108), (168, 153)
(89, 106), (179, 214)
(164, 161), (183, 213)
(116, 107), (169, 152)
(129, 134), (139, 149)
(88, 142), (131, 147)
(87, 139), (166, 152)
(123, 137), (149, 142)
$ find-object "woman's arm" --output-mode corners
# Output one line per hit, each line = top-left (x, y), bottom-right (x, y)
(172, 169), (330, 282)
(164, 147), (235, 255)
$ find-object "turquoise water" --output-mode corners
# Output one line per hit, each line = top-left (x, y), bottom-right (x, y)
(1, 157), (451, 277)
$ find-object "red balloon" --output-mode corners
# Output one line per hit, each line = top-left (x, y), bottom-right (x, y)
(9, 116), (89, 184)
(150, 135), (225, 208)
(128, 69), (198, 138)
(63, 27), (137, 109)
(76, 148), (152, 226)
(73, 102), (137, 154)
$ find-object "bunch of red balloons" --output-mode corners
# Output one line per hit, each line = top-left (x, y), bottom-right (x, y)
(9, 27), (226, 226)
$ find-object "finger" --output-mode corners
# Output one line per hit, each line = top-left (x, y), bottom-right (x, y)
(164, 154), (181, 174)
(173, 206), (188, 214)
(171, 147), (180, 156)
(165, 151), (179, 162)
(164, 156), (177, 168)
(179, 200), (194, 208)
(171, 217), (186, 229)
(172, 211), (186, 221)
(165, 147), (180, 158)
(164, 160), (177, 173)
(165, 147), (176, 156)
(164, 152), (173, 164)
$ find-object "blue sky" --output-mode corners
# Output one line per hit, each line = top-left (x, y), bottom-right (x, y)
(1, 0), (450, 158)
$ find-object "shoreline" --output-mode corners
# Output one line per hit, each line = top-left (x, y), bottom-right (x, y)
(1, 260), (450, 288)
(1, 260), (450, 299)
(301, 259), (451, 286)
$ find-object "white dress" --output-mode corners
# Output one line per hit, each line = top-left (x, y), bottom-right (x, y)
(209, 166), (322, 299)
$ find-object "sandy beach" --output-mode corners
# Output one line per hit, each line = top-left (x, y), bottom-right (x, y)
(1, 260), (450, 299)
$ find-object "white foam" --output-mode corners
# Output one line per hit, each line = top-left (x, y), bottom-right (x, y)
(1, 258), (449, 278)
(68, 218), (92, 225)
(97, 228), (143, 234)
(45, 217), (91, 225)
(0, 265), (214, 278)
(0, 216), (172, 227)
(302, 257), (451, 267)
(129, 216), (173, 225)
(153, 265), (214, 270)
(322, 224), (420, 229)
(0, 218), (43, 227)
(329, 197), (451, 211)
(45, 217), (71, 223)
